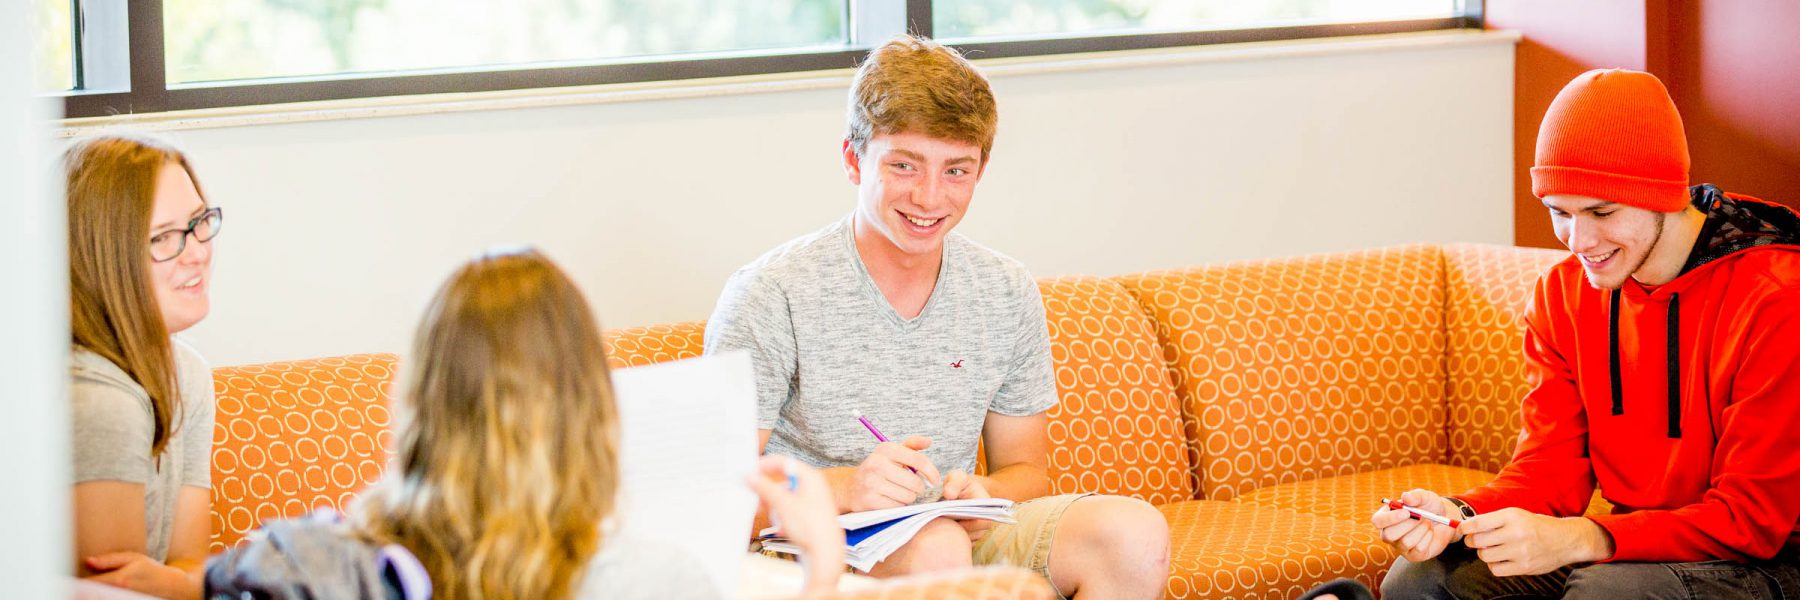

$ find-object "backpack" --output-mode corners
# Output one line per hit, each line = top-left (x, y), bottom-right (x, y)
(204, 509), (432, 600)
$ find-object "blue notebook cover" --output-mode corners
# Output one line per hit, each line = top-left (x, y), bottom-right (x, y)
(845, 517), (907, 546)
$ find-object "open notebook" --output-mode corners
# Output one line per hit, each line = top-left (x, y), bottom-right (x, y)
(611, 352), (759, 597)
(759, 497), (1016, 573)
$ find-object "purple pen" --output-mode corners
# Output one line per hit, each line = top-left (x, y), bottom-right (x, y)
(855, 410), (891, 443)
(855, 410), (942, 501)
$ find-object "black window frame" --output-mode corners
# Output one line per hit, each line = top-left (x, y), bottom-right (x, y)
(58, 0), (1483, 119)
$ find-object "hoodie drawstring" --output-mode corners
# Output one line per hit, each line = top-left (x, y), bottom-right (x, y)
(1666, 293), (1682, 438)
(1610, 290), (1624, 416)
(1608, 289), (1684, 438)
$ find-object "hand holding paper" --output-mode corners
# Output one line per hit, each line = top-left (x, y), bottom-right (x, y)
(941, 470), (993, 541)
(747, 456), (843, 594)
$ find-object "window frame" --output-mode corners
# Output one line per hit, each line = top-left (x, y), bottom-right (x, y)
(58, 0), (1483, 119)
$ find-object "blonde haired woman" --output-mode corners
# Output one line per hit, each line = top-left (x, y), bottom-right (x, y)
(355, 248), (842, 599)
(67, 135), (224, 599)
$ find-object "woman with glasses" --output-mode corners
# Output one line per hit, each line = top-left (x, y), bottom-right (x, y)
(66, 135), (223, 600)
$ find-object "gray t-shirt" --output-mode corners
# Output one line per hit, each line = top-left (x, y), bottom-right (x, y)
(705, 216), (1056, 474)
(71, 340), (214, 562)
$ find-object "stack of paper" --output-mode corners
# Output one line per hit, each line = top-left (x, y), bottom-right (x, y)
(759, 498), (1016, 572)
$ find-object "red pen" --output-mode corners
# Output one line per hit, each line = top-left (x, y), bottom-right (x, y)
(1382, 498), (1462, 528)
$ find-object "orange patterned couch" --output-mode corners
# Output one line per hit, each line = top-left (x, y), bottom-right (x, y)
(209, 243), (1571, 599)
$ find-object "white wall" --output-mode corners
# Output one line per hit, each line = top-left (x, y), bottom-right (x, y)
(1, 13), (68, 599)
(126, 32), (1515, 366)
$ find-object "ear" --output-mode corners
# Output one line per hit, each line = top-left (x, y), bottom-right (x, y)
(842, 139), (863, 186)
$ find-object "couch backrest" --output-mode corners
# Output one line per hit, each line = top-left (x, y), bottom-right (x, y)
(602, 320), (709, 369)
(1114, 245), (1450, 500)
(1036, 276), (1193, 504)
(597, 285), (1195, 504)
(1442, 243), (1569, 473)
(210, 353), (398, 552)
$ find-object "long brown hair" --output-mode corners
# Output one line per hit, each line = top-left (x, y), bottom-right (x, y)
(65, 135), (204, 456)
(356, 248), (620, 600)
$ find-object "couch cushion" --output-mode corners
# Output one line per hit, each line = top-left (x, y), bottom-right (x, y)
(210, 353), (398, 552)
(1160, 501), (1395, 599)
(1231, 463), (1497, 523)
(1442, 244), (1569, 473)
(603, 320), (708, 369)
(1115, 245), (1450, 501)
(1038, 276), (1194, 505)
(1233, 463), (1613, 525)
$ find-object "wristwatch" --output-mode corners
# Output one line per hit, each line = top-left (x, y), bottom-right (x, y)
(1444, 497), (1478, 521)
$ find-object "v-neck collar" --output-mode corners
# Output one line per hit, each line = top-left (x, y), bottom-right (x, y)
(842, 216), (951, 331)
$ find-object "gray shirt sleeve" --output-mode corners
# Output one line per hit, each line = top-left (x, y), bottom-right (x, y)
(989, 277), (1058, 416)
(176, 342), (214, 489)
(70, 377), (156, 484)
(705, 268), (797, 430)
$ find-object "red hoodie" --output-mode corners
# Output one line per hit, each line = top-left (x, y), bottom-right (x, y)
(1459, 187), (1800, 562)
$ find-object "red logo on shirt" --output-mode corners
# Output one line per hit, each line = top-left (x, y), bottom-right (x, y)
(950, 360), (964, 368)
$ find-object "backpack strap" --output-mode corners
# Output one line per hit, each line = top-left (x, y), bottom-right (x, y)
(377, 544), (434, 600)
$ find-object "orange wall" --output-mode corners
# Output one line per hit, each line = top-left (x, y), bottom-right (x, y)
(1489, 0), (1800, 249)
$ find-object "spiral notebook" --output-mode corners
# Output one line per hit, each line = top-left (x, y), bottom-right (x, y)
(758, 497), (1016, 572)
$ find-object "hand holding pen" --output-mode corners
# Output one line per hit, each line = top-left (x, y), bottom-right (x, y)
(840, 410), (943, 511)
(1371, 489), (1464, 563)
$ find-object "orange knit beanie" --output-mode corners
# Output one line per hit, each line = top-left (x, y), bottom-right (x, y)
(1531, 69), (1690, 212)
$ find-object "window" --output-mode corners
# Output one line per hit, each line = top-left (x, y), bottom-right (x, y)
(163, 0), (847, 84)
(936, 0), (1464, 40)
(57, 0), (1479, 118)
(33, 0), (75, 93)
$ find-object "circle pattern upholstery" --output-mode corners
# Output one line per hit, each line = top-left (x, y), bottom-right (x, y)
(1442, 244), (1571, 473)
(1160, 500), (1394, 599)
(1114, 245), (1451, 501)
(209, 353), (398, 552)
(1038, 275), (1193, 505)
(602, 320), (709, 369)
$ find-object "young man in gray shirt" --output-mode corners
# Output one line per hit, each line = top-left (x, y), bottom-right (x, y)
(706, 35), (1169, 599)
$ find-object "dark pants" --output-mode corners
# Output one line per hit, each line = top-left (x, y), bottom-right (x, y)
(1380, 544), (1800, 600)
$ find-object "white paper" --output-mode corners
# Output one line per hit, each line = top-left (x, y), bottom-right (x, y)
(611, 351), (759, 597)
(835, 498), (1014, 530)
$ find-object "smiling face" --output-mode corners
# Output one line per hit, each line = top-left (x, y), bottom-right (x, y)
(147, 162), (213, 333)
(845, 131), (985, 264)
(1544, 194), (1667, 289)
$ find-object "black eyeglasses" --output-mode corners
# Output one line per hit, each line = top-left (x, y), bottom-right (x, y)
(150, 207), (223, 263)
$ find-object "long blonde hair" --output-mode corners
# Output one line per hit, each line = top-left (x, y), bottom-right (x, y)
(356, 248), (620, 600)
(64, 135), (204, 456)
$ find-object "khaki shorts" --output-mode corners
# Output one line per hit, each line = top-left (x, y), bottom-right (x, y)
(972, 492), (1093, 593)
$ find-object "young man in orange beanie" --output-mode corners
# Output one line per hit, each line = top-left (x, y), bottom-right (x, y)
(1374, 68), (1800, 598)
